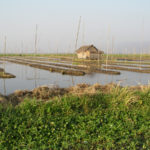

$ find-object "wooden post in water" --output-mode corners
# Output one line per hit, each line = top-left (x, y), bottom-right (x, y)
(34, 24), (38, 87)
(140, 18), (144, 70)
(111, 36), (114, 82)
(3, 36), (7, 95)
(73, 16), (81, 63)
(125, 48), (127, 64)
(98, 46), (100, 68)
(34, 24), (38, 56)
(82, 19), (85, 45)
(3, 36), (6, 74)
(4, 36), (6, 55)
(75, 16), (81, 50)
(82, 20), (85, 65)
(106, 25), (110, 70)
(71, 16), (81, 86)
(111, 36), (114, 60)
(21, 41), (24, 56)
(57, 48), (58, 62)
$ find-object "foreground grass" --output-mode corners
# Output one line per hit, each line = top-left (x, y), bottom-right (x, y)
(0, 87), (150, 149)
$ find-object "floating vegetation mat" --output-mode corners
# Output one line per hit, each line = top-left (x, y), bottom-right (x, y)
(103, 65), (150, 73)
(0, 68), (4, 72)
(109, 63), (150, 69)
(2, 58), (85, 76)
(1, 57), (121, 75)
(0, 68), (16, 78)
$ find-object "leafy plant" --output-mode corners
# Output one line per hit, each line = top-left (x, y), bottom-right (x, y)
(0, 88), (150, 149)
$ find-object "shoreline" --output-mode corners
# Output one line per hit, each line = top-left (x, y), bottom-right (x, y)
(1, 83), (150, 106)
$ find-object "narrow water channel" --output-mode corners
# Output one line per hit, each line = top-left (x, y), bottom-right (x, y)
(0, 61), (150, 95)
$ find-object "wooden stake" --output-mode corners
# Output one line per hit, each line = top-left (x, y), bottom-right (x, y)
(34, 24), (38, 55)
(75, 16), (81, 50)
(3, 36), (7, 95)
(3, 36), (6, 72)
(140, 18), (144, 69)
(106, 25), (110, 70)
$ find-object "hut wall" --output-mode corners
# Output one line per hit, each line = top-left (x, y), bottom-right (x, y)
(86, 51), (90, 58)
(77, 52), (88, 59)
(89, 53), (99, 59)
(77, 51), (102, 60)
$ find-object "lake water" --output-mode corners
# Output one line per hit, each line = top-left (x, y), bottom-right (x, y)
(0, 61), (150, 95)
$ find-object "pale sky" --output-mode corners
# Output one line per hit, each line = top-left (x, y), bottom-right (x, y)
(0, 0), (150, 54)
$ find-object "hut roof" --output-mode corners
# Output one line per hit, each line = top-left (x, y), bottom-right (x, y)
(76, 45), (104, 54)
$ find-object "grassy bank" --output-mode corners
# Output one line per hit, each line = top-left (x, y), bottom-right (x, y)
(1, 53), (150, 60)
(0, 86), (150, 149)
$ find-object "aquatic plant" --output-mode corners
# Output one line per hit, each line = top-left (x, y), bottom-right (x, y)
(0, 86), (150, 149)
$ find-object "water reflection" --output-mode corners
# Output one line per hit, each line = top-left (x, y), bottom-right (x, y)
(34, 68), (37, 88)
(3, 79), (6, 95)
(0, 62), (150, 95)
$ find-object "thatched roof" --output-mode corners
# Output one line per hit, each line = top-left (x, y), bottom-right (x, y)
(76, 45), (104, 54)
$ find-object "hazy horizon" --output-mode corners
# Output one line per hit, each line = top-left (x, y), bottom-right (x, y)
(0, 0), (150, 54)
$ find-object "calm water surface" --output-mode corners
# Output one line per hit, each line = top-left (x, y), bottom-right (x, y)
(0, 62), (150, 95)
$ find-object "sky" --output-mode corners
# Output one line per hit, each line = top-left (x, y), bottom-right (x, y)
(0, 0), (150, 54)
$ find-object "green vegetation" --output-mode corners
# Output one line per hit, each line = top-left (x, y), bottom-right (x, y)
(1, 53), (150, 59)
(1, 53), (150, 66)
(110, 53), (150, 60)
(0, 86), (150, 149)
(0, 53), (76, 57)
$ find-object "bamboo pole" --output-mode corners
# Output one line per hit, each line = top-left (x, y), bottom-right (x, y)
(106, 25), (110, 70)
(34, 24), (38, 87)
(34, 24), (38, 56)
(73, 16), (81, 62)
(125, 48), (127, 64)
(71, 16), (81, 85)
(82, 20), (85, 45)
(111, 36), (114, 60)
(75, 16), (81, 50)
(21, 41), (23, 56)
(140, 18), (144, 69)
(98, 46), (100, 68)
(82, 20), (85, 65)
(3, 36), (7, 95)
(3, 36), (6, 74)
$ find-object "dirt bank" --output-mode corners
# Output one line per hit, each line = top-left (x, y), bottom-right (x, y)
(0, 83), (149, 106)
(0, 84), (113, 105)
